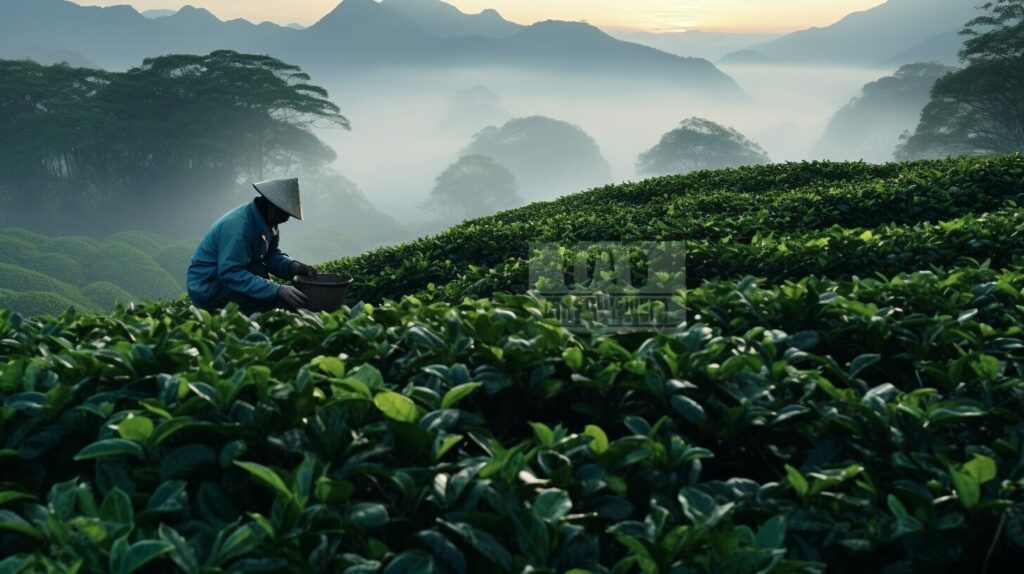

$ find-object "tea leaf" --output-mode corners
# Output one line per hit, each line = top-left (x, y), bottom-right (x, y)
(374, 392), (420, 423)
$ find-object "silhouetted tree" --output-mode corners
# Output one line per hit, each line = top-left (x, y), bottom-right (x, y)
(0, 51), (350, 236)
(464, 116), (611, 201)
(896, 1), (1024, 159)
(816, 63), (955, 162)
(424, 155), (522, 221)
(637, 117), (770, 176)
(441, 85), (508, 131)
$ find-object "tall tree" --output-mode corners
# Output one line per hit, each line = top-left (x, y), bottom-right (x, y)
(424, 155), (522, 221)
(0, 52), (350, 236)
(463, 116), (611, 202)
(0, 61), (113, 226)
(896, 1), (1024, 159)
(816, 63), (955, 163)
(637, 117), (770, 177)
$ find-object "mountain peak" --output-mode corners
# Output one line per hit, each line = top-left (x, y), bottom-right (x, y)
(307, 0), (432, 44)
(315, 0), (381, 23)
(727, 0), (978, 65)
(168, 5), (220, 24)
(523, 20), (608, 39)
(141, 8), (176, 19)
(378, 0), (521, 39)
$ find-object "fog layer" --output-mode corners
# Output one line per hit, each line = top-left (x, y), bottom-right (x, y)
(316, 63), (894, 225)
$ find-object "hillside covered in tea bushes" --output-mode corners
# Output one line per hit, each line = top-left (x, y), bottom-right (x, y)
(322, 155), (1024, 303)
(2, 156), (1024, 573)
(0, 229), (192, 315)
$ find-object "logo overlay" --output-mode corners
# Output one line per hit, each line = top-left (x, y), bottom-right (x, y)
(528, 241), (687, 333)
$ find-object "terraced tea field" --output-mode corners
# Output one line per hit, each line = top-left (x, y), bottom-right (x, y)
(2, 156), (1024, 572)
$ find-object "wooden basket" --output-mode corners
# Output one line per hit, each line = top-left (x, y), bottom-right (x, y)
(294, 273), (354, 312)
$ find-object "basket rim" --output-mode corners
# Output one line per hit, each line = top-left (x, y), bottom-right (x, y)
(295, 273), (354, 287)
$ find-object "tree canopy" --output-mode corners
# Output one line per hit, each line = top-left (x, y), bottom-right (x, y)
(636, 117), (770, 177)
(896, 0), (1024, 159)
(816, 63), (954, 162)
(0, 51), (349, 236)
(463, 116), (611, 201)
(424, 155), (522, 221)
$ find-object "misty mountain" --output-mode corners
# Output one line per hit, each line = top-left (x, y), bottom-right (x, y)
(610, 30), (779, 62)
(141, 9), (176, 19)
(433, 20), (741, 80)
(0, 47), (95, 67)
(887, 29), (963, 67)
(815, 62), (955, 163)
(719, 50), (774, 66)
(385, 0), (522, 38)
(722, 0), (977, 66)
(0, 0), (743, 98)
(0, 1), (298, 70)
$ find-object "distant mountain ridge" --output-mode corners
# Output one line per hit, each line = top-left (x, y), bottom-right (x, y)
(141, 9), (175, 18)
(385, 0), (522, 38)
(0, 0), (744, 98)
(887, 29), (963, 66)
(722, 0), (975, 66)
(609, 30), (780, 61)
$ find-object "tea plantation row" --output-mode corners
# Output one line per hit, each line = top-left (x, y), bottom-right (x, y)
(0, 229), (193, 315)
(321, 155), (1024, 303)
(1, 262), (1023, 572)
(2, 156), (1024, 573)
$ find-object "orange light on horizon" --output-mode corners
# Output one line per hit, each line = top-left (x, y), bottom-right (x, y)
(80, 0), (888, 34)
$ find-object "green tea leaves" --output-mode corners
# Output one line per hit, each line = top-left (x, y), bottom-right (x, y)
(949, 455), (997, 509)
(374, 392), (420, 423)
(234, 461), (292, 501)
(74, 439), (145, 461)
(785, 465), (809, 497)
(116, 415), (154, 442)
(441, 382), (482, 410)
(583, 424), (609, 454)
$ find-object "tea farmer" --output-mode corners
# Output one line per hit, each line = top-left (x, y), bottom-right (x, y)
(187, 178), (317, 313)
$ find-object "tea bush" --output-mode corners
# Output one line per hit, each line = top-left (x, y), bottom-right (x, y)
(0, 236), (39, 267)
(0, 263), (92, 309)
(86, 243), (184, 302)
(21, 252), (87, 286)
(154, 242), (198, 285)
(322, 155), (1024, 303)
(81, 281), (137, 311)
(1, 263), (1024, 572)
(2, 156), (1024, 572)
(41, 236), (99, 263)
(0, 290), (94, 317)
(104, 230), (172, 257)
(0, 228), (47, 245)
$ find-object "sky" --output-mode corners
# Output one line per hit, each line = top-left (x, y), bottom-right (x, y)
(82, 0), (887, 34)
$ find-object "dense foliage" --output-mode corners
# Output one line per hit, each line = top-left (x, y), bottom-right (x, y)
(424, 155), (523, 222)
(0, 52), (348, 237)
(0, 218), (402, 318)
(2, 262), (1024, 572)
(815, 63), (954, 163)
(0, 229), (192, 314)
(636, 118), (770, 177)
(463, 116), (613, 202)
(897, 0), (1024, 160)
(2, 156), (1024, 572)
(322, 155), (1024, 305)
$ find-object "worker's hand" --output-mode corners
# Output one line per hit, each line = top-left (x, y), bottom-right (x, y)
(290, 261), (317, 277)
(278, 285), (309, 309)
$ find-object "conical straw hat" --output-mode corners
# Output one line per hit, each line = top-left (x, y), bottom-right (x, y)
(253, 178), (304, 221)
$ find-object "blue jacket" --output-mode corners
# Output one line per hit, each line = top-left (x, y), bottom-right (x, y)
(187, 201), (295, 308)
